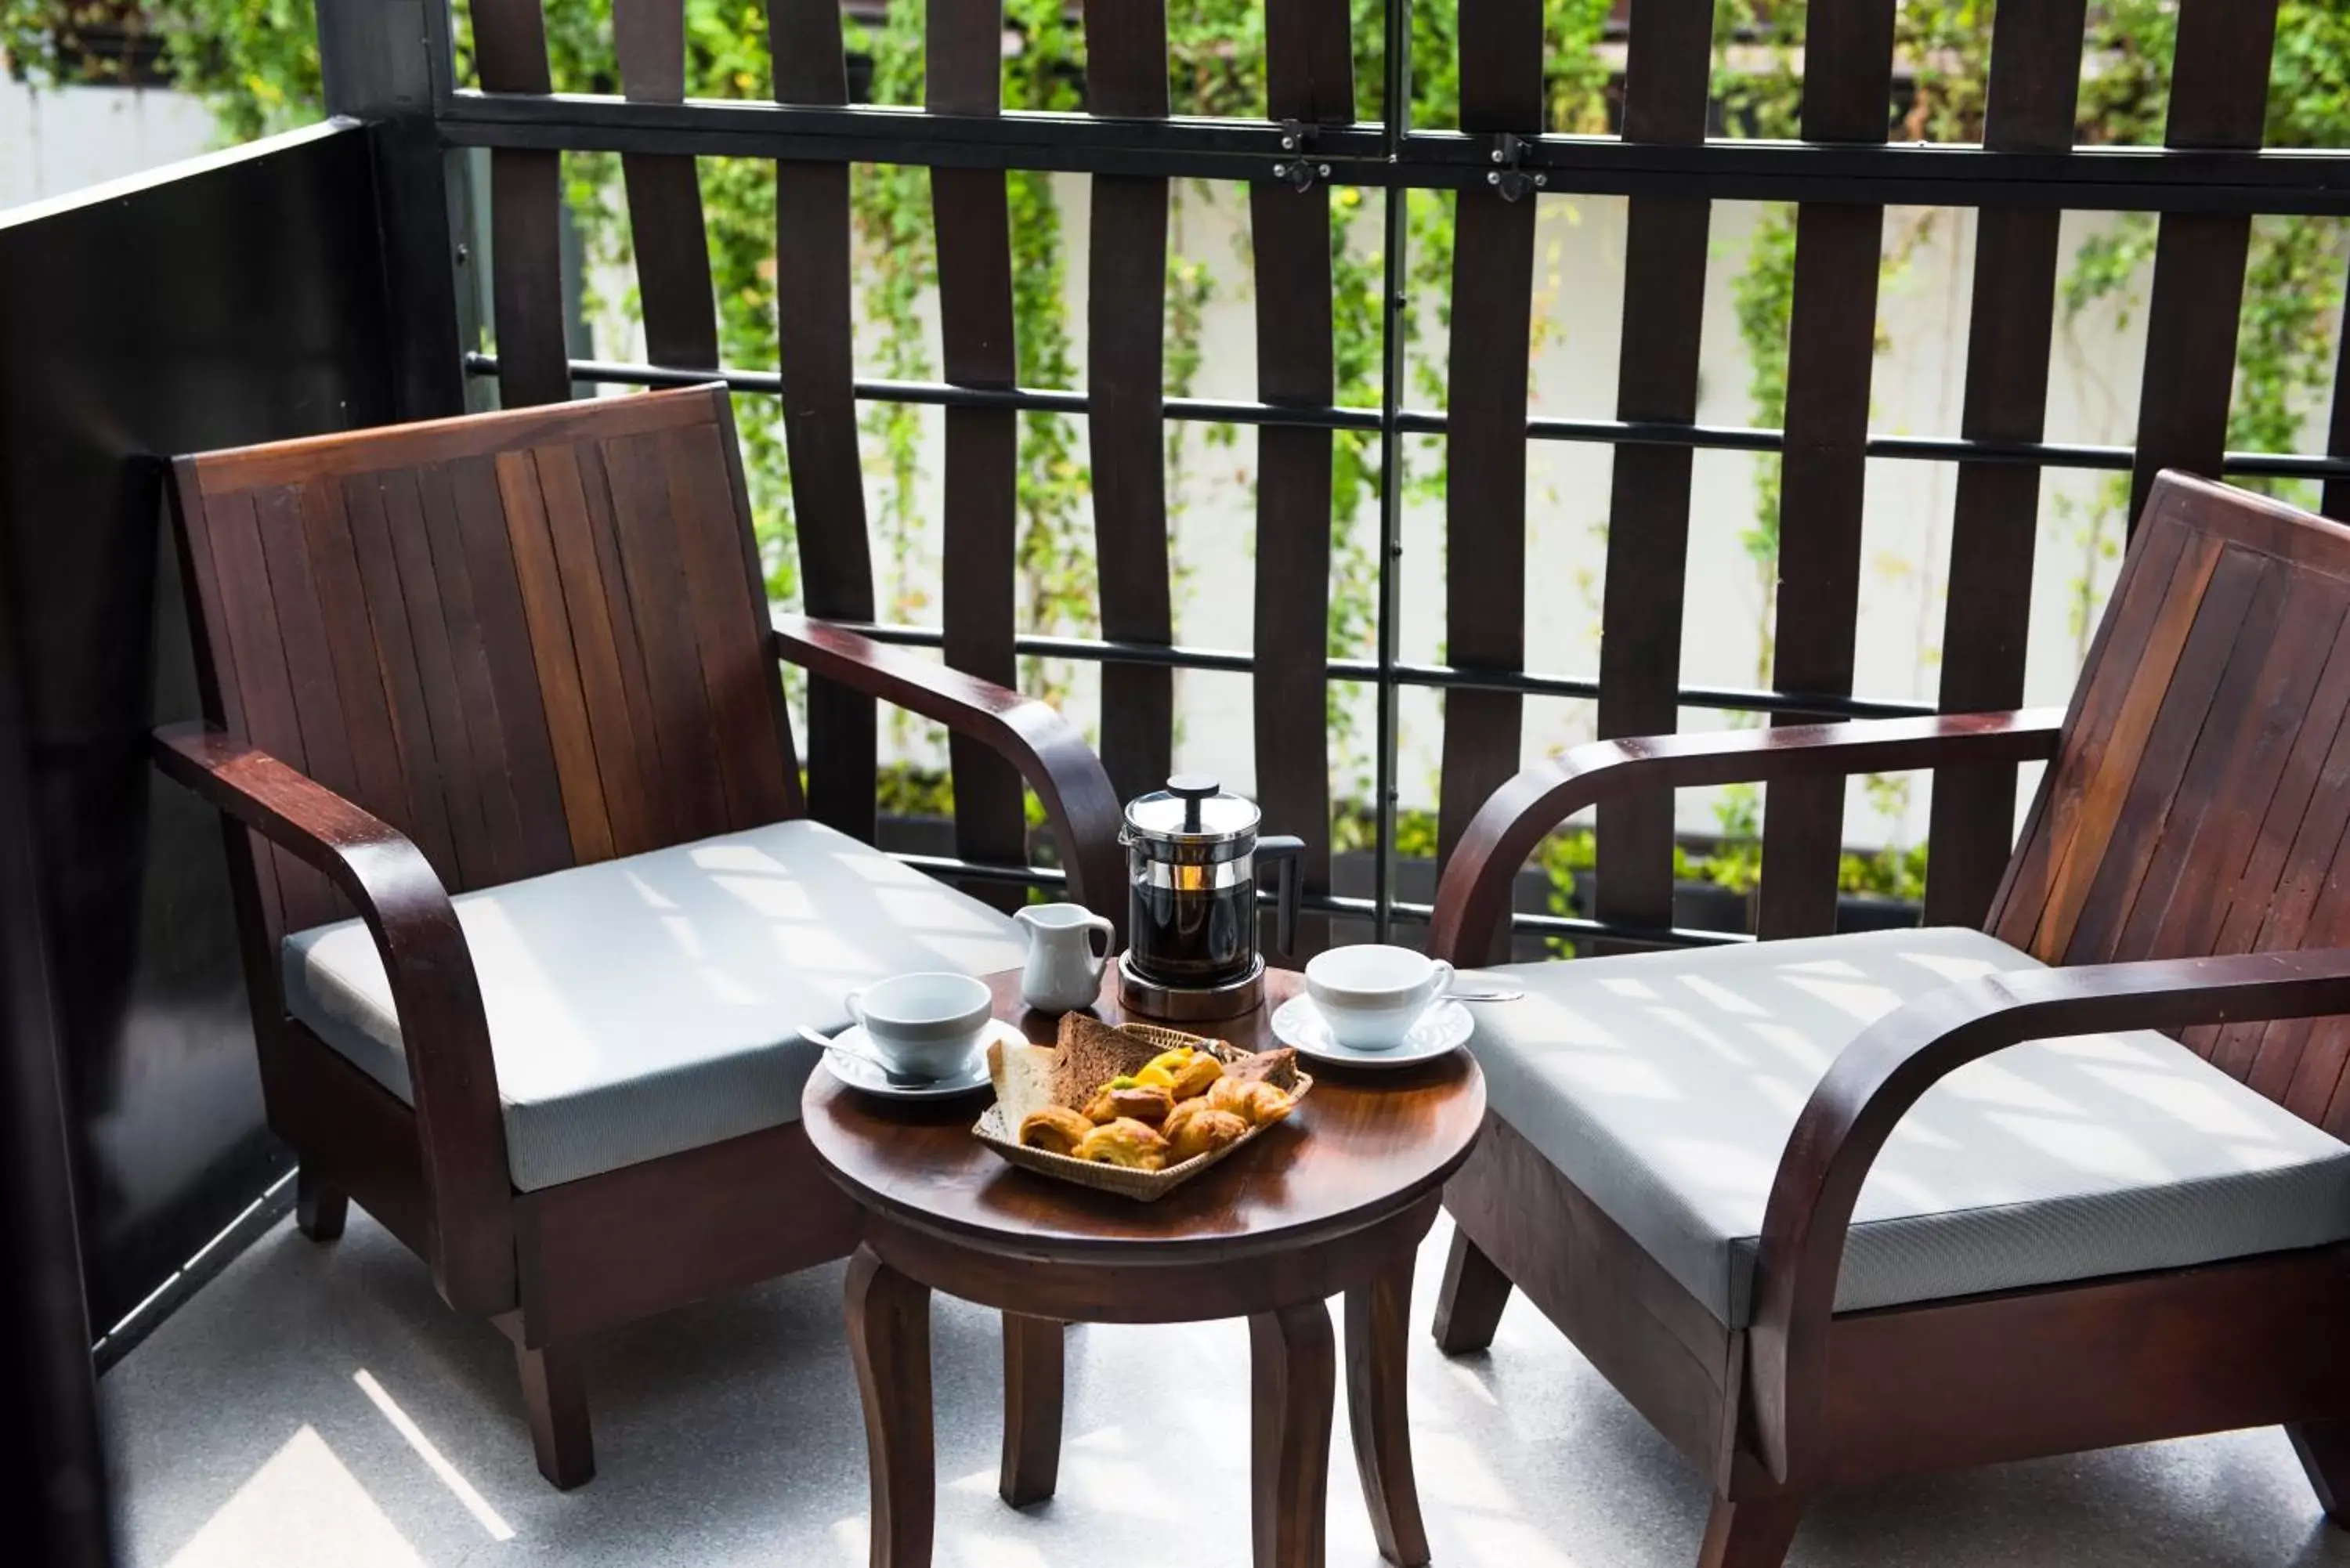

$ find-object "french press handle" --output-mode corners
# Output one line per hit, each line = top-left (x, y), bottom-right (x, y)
(1256, 834), (1306, 956)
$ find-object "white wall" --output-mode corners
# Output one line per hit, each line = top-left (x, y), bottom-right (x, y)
(598, 176), (2248, 851)
(0, 74), (218, 211)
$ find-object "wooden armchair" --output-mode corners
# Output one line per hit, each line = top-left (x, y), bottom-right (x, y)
(1425, 471), (2350, 1566)
(152, 385), (1124, 1488)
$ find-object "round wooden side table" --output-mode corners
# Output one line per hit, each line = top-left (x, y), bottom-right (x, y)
(801, 967), (1485, 1568)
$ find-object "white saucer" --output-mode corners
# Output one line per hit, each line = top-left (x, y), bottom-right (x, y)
(817, 1020), (1009, 1100)
(1271, 996), (1473, 1068)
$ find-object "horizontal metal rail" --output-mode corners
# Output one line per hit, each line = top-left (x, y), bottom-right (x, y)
(470, 352), (2350, 486)
(804, 616), (1937, 721)
(891, 852), (1752, 951)
(434, 92), (2350, 214)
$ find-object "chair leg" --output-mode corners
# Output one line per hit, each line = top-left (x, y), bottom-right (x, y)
(2290, 1421), (2350, 1526)
(515, 1339), (595, 1490)
(1432, 1227), (1512, 1354)
(295, 1165), (347, 1241)
(1697, 1493), (1805, 1568)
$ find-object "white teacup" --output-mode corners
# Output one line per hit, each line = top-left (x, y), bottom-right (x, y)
(1304, 945), (1455, 1051)
(843, 971), (993, 1079)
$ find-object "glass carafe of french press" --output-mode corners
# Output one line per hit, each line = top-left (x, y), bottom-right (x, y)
(1115, 775), (1303, 1021)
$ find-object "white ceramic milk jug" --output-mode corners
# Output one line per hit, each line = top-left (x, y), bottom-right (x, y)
(1014, 902), (1116, 1013)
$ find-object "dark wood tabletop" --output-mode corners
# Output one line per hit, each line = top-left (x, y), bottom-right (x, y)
(800, 968), (1486, 1263)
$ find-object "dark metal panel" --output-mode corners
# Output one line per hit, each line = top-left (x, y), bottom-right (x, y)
(1435, 0), (1542, 870)
(1083, 0), (1174, 804)
(1925, 0), (2089, 927)
(1758, 0), (1896, 941)
(2128, 0), (2283, 526)
(0, 125), (397, 1331)
(1593, 0), (1714, 941)
(0, 526), (107, 1563)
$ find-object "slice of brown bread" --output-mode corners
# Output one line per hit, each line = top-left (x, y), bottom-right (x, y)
(1053, 1012), (1158, 1103)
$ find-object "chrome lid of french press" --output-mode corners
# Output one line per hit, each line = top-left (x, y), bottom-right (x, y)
(1120, 773), (1260, 853)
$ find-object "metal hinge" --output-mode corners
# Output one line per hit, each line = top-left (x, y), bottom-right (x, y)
(1271, 120), (1329, 192)
(1488, 132), (1546, 201)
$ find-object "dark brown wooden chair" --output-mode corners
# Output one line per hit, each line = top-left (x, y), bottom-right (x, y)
(1425, 471), (2350, 1566)
(150, 385), (1126, 1488)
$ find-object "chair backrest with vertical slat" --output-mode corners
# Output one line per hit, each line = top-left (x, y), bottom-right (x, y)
(1989, 471), (2350, 1136)
(172, 385), (802, 943)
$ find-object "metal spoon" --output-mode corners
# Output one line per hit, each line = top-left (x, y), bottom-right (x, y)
(1443, 986), (1524, 1003)
(798, 1025), (935, 1089)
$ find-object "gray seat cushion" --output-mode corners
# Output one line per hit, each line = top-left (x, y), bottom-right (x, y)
(1470, 927), (2350, 1325)
(284, 818), (1025, 1192)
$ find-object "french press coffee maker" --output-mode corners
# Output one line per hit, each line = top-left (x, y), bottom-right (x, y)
(1116, 775), (1303, 1021)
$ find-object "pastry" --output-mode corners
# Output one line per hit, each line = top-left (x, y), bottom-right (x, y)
(1208, 1075), (1293, 1127)
(1018, 1104), (1095, 1157)
(1073, 1118), (1170, 1171)
(1083, 1086), (1121, 1124)
(1166, 1107), (1248, 1163)
(1141, 1046), (1198, 1078)
(1107, 1082), (1175, 1125)
(1159, 1097), (1208, 1146)
(1166, 1051), (1224, 1101)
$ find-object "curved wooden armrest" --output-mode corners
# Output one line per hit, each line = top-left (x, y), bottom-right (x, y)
(773, 616), (1128, 939)
(1746, 946), (2350, 1484)
(1425, 710), (2064, 963)
(150, 723), (515, 1317)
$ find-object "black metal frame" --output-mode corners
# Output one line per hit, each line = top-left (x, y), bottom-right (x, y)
(392, 3), (2350, 951)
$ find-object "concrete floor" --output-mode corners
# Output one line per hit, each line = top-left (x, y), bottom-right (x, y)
(102, 1206), (2350, 1568)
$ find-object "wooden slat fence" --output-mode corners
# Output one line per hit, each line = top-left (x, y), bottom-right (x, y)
(423, 0), (2350, 954)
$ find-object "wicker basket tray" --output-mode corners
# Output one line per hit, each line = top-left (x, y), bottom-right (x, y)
(973, 1022), (1312, 1203)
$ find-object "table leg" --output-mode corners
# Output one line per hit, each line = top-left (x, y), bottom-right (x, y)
(1249, 1300), (1336, 1568)
(1347, 1254), (1430, 1566)
(999, 1313), (1063, 1507)
(847, 1245), (933, 1568)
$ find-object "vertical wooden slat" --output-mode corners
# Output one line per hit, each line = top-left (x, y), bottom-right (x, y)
(599, 432), (734, 843)
(497, 449), (617, 865)
(1591, 0), (1716, 940)
(474, 1), (572, 409)
(445, 454), (575, 880)
(927, 0), (1026, 897)
(250, 485), (357, 930)
(380, 468), (506, 886)
(769, 0), (878, 841)
(413, 462), (530, 886)
(1926, 0), (2088, 929)
(663, 418), (801, 828)
(534, 442), (662, 857)
(1083, 0), (1175, 805)
(1434, 0), (1542, 869)
(2125, 0), (2283, 526)
(341, 471), (465, 887)
(614, 0), (722, 370)
(1249, 0), (1351, 962)
(1755, 0), (1895, 941)
(2055, 547), (2282, 965)
(295, 482), (408, 832)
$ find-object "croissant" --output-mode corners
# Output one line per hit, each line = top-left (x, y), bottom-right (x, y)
(1018, 1104), (1096, 1157)
(1166, 1107), (1249, 1163)
(1208, 1075), (1293, 1128)
(1073, 1118), (1170, 1171)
